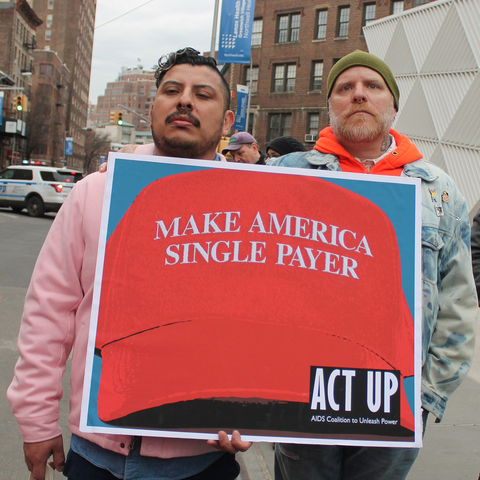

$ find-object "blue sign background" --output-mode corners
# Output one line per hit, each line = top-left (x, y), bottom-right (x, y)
(85, 156), (420, 432)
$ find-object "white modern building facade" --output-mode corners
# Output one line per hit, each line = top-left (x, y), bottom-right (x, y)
(364, 0), (480, 219)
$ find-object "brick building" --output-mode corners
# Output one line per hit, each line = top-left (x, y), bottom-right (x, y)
(30, 0), (96, 170)
(86, 102), (96, 128)
(0, 0), (42, 167)
(91, 65), (156, 133)
(27, 49), (69, 165)
(228, 0), (436, 150)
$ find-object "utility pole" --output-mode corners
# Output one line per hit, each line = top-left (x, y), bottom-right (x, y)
(210, 0), (220, 58)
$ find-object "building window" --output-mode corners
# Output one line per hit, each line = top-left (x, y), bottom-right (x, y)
(308, 113), (320, 136)
(48, 0), (54, 8)
(245, 66), (259, 94)
(252, 19), (263, 46)
(277, 13), (301, 43)
(413, 0), (428, 5)
(45, 30), (51, 41)
(337, 6), (350, 37)
(46, 14), (53, 28)
(316, 9), (328, 40)
(273, 64), (296, 93)
(246, 113), (254, 135)
(391, 0), (404, 14)
(362, 3), (376, 28)
(41, 64), (52, 75)
(268, 113), (292, 140)
(311, 62), (324, 91)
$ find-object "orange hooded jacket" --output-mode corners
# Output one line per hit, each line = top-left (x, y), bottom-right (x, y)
(314, 127), (422, 176)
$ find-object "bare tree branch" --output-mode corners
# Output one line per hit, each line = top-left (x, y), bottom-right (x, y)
(25, 86), (53, 161)
(84, 131), (111, 173)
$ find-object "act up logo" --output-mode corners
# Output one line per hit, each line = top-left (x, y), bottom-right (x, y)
(309, 366), (408, 431)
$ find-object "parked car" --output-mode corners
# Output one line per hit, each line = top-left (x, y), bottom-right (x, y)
(0, 165), (83, 217)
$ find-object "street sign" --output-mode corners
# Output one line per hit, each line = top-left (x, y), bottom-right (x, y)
(218, 0), (256, 64)
(65, 137), (73, 156)
(233, 85), (249, 130)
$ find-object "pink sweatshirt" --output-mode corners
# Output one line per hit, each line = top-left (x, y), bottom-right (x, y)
(7, 145), (222, 458)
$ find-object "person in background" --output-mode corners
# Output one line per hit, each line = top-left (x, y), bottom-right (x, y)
(266, 136), (306, 159)
(221, 131), (267, 164)
(269, 49), (477, 480)
(470, 209), (480, 304)
(7, 47), (251, 480)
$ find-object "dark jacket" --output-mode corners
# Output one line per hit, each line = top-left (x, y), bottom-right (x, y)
(471, 208), (480, 303)
(255, 151), (267, 165)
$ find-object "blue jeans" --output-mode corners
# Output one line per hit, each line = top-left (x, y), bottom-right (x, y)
(63, 449), (240, 480)
(275, 410), (428, 480)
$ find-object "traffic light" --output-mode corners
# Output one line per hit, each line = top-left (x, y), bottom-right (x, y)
(21, 95), (28, 112)
(13, 95), (23, 112)
(109, 110), (124, 125)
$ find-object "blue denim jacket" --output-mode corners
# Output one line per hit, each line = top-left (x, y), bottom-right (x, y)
(269, 149), (477, 421)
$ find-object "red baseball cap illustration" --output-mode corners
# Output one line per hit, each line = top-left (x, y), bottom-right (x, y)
(95, 168), (415, 431)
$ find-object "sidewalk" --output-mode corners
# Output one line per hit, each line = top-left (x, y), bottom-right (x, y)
(238, 316), (480, 480)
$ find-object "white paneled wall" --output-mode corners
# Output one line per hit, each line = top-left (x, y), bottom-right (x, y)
(364, 0), (480, 216)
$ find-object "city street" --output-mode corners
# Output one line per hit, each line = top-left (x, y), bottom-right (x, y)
(1, 207), (478, 479)
(0, 208), (72, 479)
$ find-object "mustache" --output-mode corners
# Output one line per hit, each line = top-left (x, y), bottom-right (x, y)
(344, 104), (378, 117)
(165, 111), (201, 127)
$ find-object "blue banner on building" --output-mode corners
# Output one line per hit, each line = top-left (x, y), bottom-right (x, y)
(218, 0), (255, 64)
(0, 92), (4, 127)
(65, 137), (73, 156)
(233, 85), (249, 131)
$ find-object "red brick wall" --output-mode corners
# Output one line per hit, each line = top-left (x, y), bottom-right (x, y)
(0, 9), (14, 75)
(33, 0), (96, 169)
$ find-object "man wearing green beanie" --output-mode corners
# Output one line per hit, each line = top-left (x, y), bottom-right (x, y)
(327, 49), (400, 109)
(269, 50), (477, 480)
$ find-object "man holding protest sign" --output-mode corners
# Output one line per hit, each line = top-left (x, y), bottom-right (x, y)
(269, 50), (477, 480)
(7, 48), (251, 480)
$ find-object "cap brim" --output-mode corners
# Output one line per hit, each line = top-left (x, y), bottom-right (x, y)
(97, 316), (414, 432)
(222, 144), (243, 154)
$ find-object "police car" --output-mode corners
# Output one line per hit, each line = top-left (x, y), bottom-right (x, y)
(0, 165), (83, 217)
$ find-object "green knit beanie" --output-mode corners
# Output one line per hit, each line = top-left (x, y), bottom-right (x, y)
(327, 50), (399, 109)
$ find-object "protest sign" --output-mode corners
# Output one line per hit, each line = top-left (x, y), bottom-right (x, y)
(81, 153), (422, 447)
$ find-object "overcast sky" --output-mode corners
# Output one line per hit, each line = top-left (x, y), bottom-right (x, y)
(89, 0), (218, 103)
